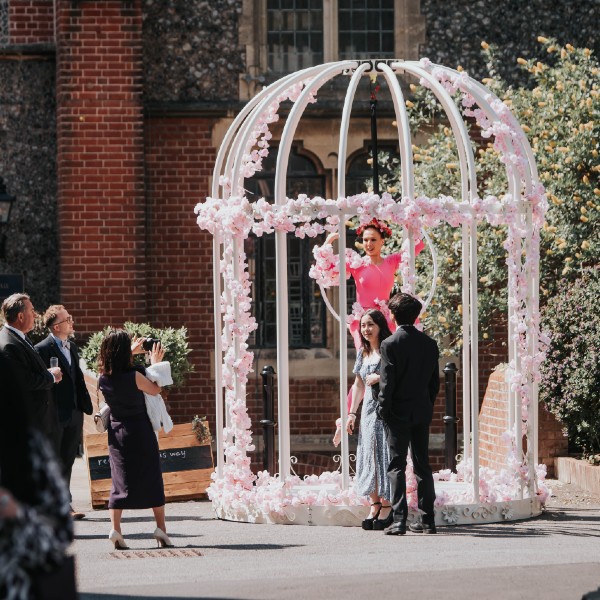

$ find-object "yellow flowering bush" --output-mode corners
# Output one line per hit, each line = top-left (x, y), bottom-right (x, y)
(377, 39), (599, 351)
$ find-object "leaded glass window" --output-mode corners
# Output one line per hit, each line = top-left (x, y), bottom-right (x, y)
(245, 147), (326, 348)
(338, 0), (395, 60)
(267, 0), (324, 73)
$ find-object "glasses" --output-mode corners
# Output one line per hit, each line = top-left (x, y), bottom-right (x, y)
(54, 316), (73, 326)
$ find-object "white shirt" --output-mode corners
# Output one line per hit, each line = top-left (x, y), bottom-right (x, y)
(51, 333), (72, 366)
(4, 323), (27, 342)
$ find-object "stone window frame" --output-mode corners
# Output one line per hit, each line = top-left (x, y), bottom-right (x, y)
(239, 0), (425, 100)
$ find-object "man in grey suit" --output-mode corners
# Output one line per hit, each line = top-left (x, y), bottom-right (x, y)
(0, 293), (63, 446)
(377, 293), (440, 535)
(36, 305), (93, 519)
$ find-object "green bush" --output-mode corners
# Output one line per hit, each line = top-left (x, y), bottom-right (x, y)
(540, 267), (600, 454)
(81, 321), (194, 390)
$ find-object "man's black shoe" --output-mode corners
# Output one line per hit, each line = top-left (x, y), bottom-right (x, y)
(408, 520), (437, 534)
(384, 522), (406, 535)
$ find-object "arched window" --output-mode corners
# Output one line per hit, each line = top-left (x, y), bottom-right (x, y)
(244, 147), (326, 348)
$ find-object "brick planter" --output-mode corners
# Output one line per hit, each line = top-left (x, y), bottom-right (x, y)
(479, 364), (568, 477)
(555, 457), (600, 496)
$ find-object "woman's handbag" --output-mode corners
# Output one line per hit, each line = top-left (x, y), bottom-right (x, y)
(93, 379), (110, 433)
(93, 403), (110, 433)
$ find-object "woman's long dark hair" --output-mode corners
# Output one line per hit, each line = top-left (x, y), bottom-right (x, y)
(98, 329), (133, 375)
(359, 309), (392, 356)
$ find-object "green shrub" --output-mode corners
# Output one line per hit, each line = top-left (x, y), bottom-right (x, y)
(540, 267), (600, 454)
(81, 321), (194, 390)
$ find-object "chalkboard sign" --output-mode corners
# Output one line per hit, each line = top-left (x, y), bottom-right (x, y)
(84, 422), (214, 508)
(0, 274), (23, 301)
(88, 445), (213, 481)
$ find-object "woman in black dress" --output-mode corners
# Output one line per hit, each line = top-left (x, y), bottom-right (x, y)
(99, 329), (172, 549)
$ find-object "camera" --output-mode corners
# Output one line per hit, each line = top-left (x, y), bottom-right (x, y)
(142, 337), (161, 351)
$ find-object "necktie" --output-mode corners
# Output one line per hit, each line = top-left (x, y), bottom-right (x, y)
(63, 340), (70, 351)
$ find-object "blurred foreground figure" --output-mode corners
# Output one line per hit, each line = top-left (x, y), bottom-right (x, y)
(0, 351), (77, 600)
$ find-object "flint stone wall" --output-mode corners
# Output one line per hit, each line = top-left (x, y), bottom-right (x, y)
(421, 0), (600, 84)
(0, 58), (58, 308)
(0, 0), (8, 45)
(143, 0), (244, 103)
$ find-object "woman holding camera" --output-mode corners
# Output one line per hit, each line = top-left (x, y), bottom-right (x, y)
(98, 329), (173, 549)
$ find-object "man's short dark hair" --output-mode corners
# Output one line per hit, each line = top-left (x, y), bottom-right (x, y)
(1, 293), (31, 324)
(388, 293), (422, 325)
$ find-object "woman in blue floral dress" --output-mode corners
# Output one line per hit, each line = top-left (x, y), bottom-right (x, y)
(346, 309), (394, 530)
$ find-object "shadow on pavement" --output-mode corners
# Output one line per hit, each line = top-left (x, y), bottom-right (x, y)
(79, 515), (214, 523)
(440, 508), (600, 538)
(80, 595), (243, 600)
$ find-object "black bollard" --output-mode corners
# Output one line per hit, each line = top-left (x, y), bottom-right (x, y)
(443, 362), (458, 472)
(259, 365), (276, 474)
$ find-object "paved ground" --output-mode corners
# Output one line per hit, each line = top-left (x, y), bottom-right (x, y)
(70, 459), (600, 600)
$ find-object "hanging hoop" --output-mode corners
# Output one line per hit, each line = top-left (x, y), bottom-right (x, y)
(421, 227), (438, 312)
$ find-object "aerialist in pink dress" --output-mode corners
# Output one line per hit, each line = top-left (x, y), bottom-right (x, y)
(312, 219), (424, 446)
(324, 219), (424, 350)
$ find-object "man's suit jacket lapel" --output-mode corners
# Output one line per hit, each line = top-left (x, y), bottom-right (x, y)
(7, 328), (47, 371)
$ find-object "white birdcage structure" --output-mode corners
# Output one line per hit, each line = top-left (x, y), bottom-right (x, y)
(195, 59), (548, 526)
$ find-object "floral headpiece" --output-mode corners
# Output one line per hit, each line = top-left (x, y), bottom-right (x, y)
(356, 218), (392, 239)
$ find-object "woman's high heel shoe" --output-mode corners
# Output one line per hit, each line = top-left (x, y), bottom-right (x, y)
(108, 529), (129, 550)
(153, 527), (174, 548)
(361, 502), (382, 530)
(372, 506), (394, 530)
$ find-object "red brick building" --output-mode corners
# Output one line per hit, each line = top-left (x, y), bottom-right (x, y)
(2, 0), (587, 474)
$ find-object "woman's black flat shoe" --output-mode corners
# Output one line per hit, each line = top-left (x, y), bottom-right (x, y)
(372, 507), (394, 530)
(361, 502), (382, 530)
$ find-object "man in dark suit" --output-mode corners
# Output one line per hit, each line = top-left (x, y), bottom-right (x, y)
(36, 305), (93, 519)
(377, 293), (440, 535)
(0, 293), (63, 446)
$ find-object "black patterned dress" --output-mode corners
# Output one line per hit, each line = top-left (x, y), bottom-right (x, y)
(0, 430), (73, 600)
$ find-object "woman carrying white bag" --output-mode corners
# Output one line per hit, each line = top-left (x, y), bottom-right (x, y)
(144, 359), (174, 434)
(97, 330), (173, 550)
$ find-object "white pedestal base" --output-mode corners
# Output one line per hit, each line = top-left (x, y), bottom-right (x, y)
(211, 480), (543, 526)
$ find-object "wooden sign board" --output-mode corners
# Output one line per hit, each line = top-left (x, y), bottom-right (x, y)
(84, 423), (214, 509)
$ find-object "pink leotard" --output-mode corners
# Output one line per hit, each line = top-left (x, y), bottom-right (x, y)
(349, 253), (402, 309)
(347, 240), (425, 349)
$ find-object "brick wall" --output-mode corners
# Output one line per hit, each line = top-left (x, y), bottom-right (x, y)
(243, 374), (446, 474)
(479, 364), (567, 477)
(55, 0), (147, 332)
(478, 367), (511, 472)
(143, 115), (216, 424)
(8, 0), (53, 45)
(538, 402), (568, 474)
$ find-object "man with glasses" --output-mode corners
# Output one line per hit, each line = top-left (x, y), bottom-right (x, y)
(36, 305), (93, 519)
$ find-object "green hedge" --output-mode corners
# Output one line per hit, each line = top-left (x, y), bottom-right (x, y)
(81, 322), (194, 390)
(540, 267), (600, 454)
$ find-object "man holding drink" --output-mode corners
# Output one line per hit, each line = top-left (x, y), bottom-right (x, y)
(36, 305), (93, 519)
